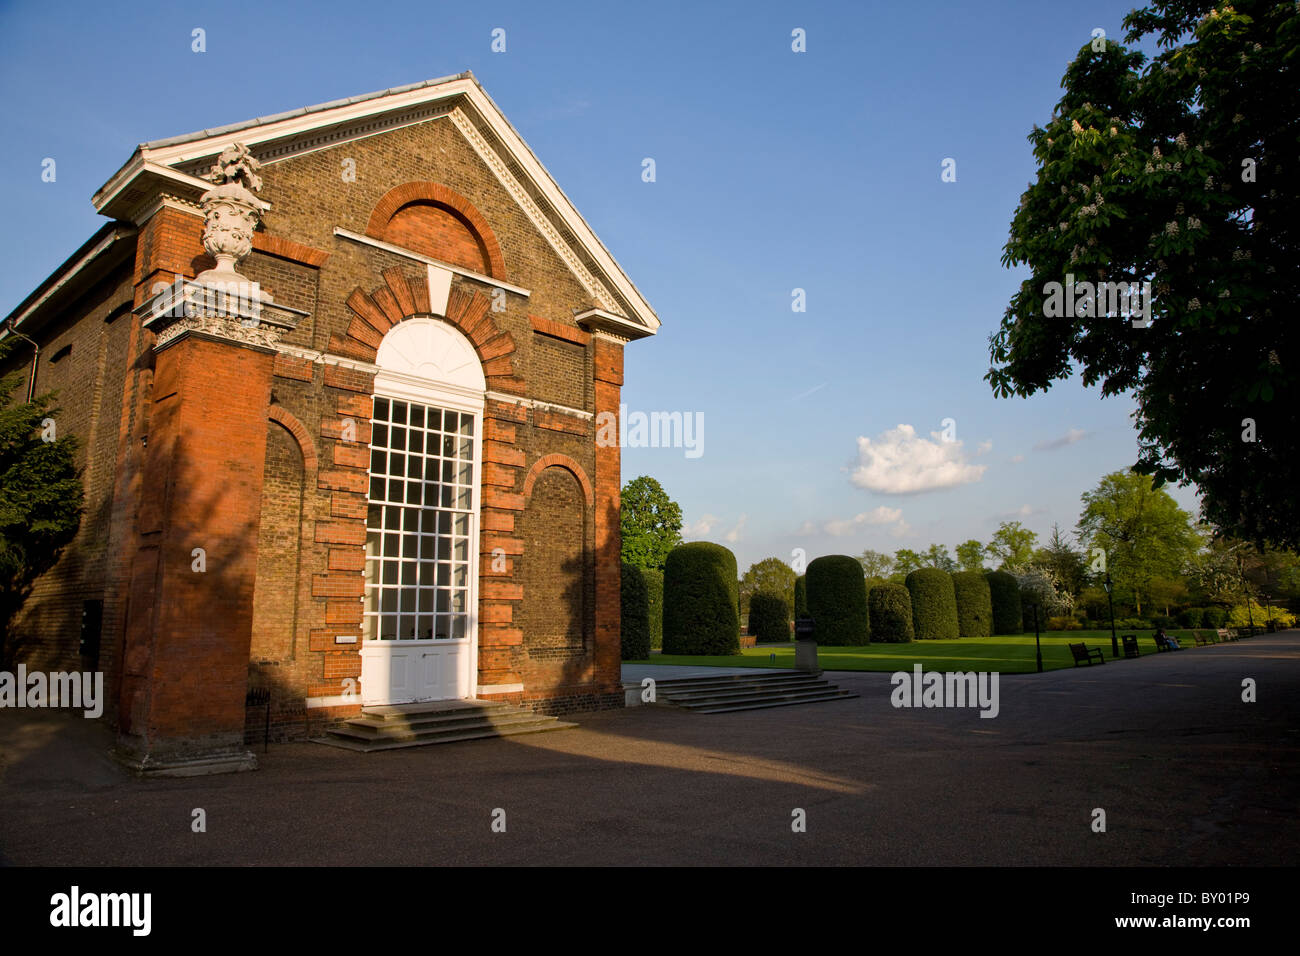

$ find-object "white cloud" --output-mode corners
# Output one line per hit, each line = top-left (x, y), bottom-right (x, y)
(682, 514), (718, 537)
(976, 439), (993, 455)
(724, 514), (748, 543)
(849, 424), (987, 494)
(1033, 427), (1090, 451)
(1009, 454), (1025, 464)
(797, 507), (910, 538)
(995, 503), (1045, 520)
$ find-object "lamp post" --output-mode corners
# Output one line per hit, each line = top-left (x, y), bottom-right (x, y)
(1033, 603), (1043, 673)
(1105, 570), (1118, 658)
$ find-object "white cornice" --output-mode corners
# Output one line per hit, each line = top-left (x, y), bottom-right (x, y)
(334, 227), (531, 297)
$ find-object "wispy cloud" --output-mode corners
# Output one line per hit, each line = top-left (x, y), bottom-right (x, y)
(798, 506), (909, 538)
(792, 382), (829, 401)
(682, 514), (718, 537)
(849, 424), (987, 494)
(1033, 427), (1090, 452)
(724, 514), (748, 543)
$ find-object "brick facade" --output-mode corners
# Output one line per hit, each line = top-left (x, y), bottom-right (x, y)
(1, 75), (658, 766)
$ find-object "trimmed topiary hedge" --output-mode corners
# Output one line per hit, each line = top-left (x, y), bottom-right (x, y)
(1019, 586), (1041, 632)
(952, 570), (993, 637)
(663, 541), (740, 655)
(805, 555), (870, 645)
(749, 591), (790, 643)
(620, 562), (651, 660)
(793, 574), (807, 619)
(985, 570), (1022, 635)
(868, 582), (914, 642)
(906, 568), (959, 639)
(643, 568), (664, 650)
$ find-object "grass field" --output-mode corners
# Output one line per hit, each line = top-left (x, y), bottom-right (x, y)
(636, 629), (1219, 673)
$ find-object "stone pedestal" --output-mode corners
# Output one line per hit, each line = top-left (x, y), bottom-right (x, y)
(795, 639), (821, 675)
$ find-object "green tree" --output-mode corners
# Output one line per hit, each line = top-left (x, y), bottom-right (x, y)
(857, 548), (894, 580)
(955, 539), (987, 572)
(1076, 470), (1199, 615)
(922, 543), (957, 572)
(892, 548), (924, 578)
(739, 557), (796, 616)
(1033, 523), (1087, 599)
(0, 341), (84, 661)
(987, 0), (1300, 549)
(986, 521), (1039, 572)
(619, 476), (682, 570)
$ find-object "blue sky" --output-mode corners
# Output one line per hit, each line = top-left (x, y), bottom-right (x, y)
(0, 0), (1201, 572)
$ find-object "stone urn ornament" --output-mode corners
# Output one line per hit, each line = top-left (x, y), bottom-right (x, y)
(195, 143), (271, 294)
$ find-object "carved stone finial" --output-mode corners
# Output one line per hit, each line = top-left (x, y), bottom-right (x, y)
(195, 143), (270, 290)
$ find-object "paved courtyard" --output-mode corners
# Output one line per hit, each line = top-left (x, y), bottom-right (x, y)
(1, 633), (1296, 866)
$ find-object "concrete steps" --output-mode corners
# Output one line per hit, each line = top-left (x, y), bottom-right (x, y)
(315, 699), (577, 752)
(647, 672), (857, 714)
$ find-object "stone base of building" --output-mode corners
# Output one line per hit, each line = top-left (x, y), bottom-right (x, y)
(520, 690), (625, 718)
(113, 734), (259, 777)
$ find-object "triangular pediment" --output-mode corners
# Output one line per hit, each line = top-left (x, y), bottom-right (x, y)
(92, 73), (658, 335)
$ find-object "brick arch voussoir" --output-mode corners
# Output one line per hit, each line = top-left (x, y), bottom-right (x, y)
(522, 454), (595, 509)
(268, 405), (318, 473)
(364, 181), (507, 280)
(342, 278), (523, 392)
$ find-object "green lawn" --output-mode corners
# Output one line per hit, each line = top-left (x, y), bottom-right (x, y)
(636, 629), (1213, 673)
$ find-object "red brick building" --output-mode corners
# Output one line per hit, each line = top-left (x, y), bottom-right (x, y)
(1, 73), (658, 773)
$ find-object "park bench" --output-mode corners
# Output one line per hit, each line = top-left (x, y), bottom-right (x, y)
(1069, 642), (1105, 666)
(1193, 631), (1212, 647)
(1216, 628), (1237, 642)
(1122, 635), (1139, 659)
(1153, 633), (1183, 651)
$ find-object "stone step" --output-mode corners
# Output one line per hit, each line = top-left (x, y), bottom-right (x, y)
(314, 698), (577, 752)
(656, 679), (834, 701)
(318, 718), (576, 752)
(690, 692), (858, 715)
(666, 688), (856, 710)
(332, 710), (566, 739)
(645, 671), (858, 714)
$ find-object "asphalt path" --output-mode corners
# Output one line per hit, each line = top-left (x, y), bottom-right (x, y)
(1, 632), (1295, 865)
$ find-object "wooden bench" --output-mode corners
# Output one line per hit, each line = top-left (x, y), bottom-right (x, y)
(1122, 634), (1140, 659)
(1069, 642), (1105, 666)
(1153, 633), (1183, 651)
(1193, 631), (1212, 647)
(1216, 628), (1237, 642)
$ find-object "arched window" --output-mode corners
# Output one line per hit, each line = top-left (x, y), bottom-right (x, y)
(361, 317), (485, 704)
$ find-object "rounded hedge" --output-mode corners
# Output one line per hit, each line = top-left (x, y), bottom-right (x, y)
(1177, 607), (1201, 628)
(985, 570), (1022, 635)
(868, 582), (914, 642)
(905, 568), (959, 639)
(663, 541), (740, 655)
(1019, 586), (1042, 632)
(643, 568), (664, 650)
(620, 562), (651, 660)
(952, 570), (993, 638)
(749, 591), (791, 642)
(793, 574), (808, 619)
(805, 555), (870, 645)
